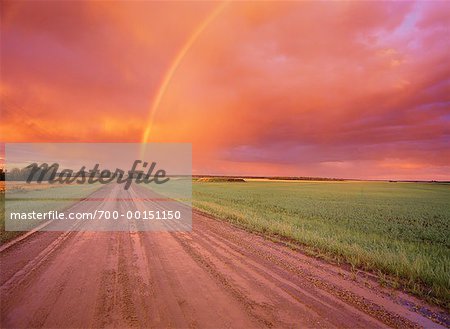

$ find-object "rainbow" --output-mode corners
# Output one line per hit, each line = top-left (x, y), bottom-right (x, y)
(141, 1), (228, 152)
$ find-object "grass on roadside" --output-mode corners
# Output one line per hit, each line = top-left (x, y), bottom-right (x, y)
(192, 180), (450, 309)
(0, 182), (101, 243)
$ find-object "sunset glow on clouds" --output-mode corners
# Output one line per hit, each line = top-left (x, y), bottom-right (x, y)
(1, 1), (449, 180)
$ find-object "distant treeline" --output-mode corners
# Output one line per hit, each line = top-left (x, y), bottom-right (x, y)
(193, 175), (345, 181)
(264, 176), (345, 181)
(1, 167), (101, 182)
(2, 167), (55, 181)
(192, 175), (450, 183)
(1, 167), (158, 182)
(2, 170), (448, 183)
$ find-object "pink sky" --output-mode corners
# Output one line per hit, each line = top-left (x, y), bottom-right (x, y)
(1, 1), (449, 180)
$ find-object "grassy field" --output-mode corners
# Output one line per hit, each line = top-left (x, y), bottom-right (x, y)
(193, 180), (450, 308)
(0, 182), (101, 243)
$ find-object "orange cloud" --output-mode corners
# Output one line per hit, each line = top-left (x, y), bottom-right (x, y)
(1, 1), (449, 180)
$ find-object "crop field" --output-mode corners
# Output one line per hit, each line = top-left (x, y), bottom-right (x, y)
(0, 182), (101, 243)
(193, 180), (450, 307)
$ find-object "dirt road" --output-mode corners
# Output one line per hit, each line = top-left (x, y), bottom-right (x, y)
(1, 185), (448, 328)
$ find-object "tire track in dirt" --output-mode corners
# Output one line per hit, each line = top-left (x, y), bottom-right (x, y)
(186, 212), (447, 328)
(1, 184), (448, 328)
(187, 218), (396, 325)
(175, 226), (379, 327)
(169, 224), (386, 328)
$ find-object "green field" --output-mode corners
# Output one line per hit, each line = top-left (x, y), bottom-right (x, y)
(193, 180), (450, 307)
(0, 183), (101, 243)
